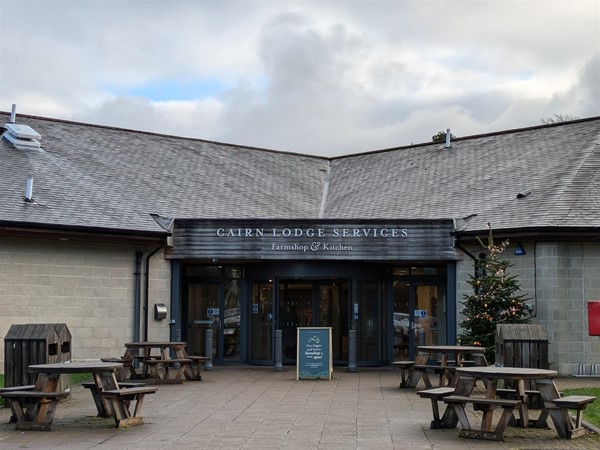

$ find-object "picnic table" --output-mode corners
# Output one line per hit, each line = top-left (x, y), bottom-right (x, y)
(393, 345), (487, 389)
(122, 341), (209, 383)
(0, 362), (157, 430)
(421, 365), (596, 441)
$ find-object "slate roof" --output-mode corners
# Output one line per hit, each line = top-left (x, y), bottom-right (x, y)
(325, 118), (600, 233)
(0, 112), (599, 237)
(0, 114), (328, 235)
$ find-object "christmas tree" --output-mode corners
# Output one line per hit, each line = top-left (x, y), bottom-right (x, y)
(459, 226), (531, 363)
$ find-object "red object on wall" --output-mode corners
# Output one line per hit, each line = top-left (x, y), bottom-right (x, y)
(588, 301), (600, 336)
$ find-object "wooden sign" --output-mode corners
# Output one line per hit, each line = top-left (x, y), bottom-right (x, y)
(296, 327), (333, 380)
(167, 219), (460, 261)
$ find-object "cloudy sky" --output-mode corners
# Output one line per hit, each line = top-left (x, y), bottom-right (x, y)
(1, 0), (598, 156)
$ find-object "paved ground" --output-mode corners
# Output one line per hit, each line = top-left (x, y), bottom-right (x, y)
(1, 365), (599, 449)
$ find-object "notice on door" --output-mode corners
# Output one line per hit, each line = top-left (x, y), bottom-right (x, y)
(297, 327), (333, 380)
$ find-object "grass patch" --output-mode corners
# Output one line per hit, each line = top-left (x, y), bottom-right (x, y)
(561, 387), (600, 427)
(70, 372), (93, 385)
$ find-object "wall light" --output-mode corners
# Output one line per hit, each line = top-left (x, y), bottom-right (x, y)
(514, 243), (526, 256)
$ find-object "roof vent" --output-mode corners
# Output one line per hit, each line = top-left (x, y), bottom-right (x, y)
(3, 122), (42, 150)
(445, 128), (452, 148)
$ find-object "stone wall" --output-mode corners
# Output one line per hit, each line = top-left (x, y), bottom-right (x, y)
(456, 240), (600, 375)
(0, 237), (171, 372)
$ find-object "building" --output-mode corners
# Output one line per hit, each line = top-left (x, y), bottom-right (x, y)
(1, 110), (599, 374)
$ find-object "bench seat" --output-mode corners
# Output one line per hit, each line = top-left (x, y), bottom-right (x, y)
(0, 389), (69, 430)
(551, 395), (597, 437)
(185, 356), (211, 381)
(552, 395), (596, 410)
(144, 358), (192, 364)
(417, 387), (456, 429)
(444, 395), (522, 408)
(99, 386), (158, 428)
(143, 358), (192, 383)
(82, 381), (146, 389)
(414, 364), (457, 371)
(0, 390), (69, 400)
(418, 386), (455, 399)
(443, 395), (522, 441)
(0, 385), (36, 393)
(101, 386), (158, 398)
(391, 361), (415, 388)
(81, 380), (148, 417)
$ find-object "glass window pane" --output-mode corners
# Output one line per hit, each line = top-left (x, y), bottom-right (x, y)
(250, 281), (273, 361)
(356, 281), (379, 361)
(223, 274), (241, 361)
(187, 283), (220, 357)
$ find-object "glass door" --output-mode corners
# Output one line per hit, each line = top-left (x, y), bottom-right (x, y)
(186, 270), (242, 363)
(356, 281), (380, 362)
(317, 282), (348, 361)
(187, 282), (221, 359)
(278, 280), (349, 363)
(279, 282), (312, 361)
(222, 270), (241, 362)
(250, 281), (274, 362)
(392, 280), (446, 360)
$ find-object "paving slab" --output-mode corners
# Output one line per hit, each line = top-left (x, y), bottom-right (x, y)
(0, 366), (599, 449)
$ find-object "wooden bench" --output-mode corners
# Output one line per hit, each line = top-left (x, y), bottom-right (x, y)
(100, 386), (158, 428)
(391, 361), (415, 388)
(0, 385), (37, 423)
(82, 381), (147, 417)
(551, 395), (597, 439)
(185, 356), (211, 381)
(494, 387), (544, 427)
(82, 381), (146, 389)
(417, 387), (457, 429)
(443, 395), (522, 441)
(0, 389), (70, 431)
(415, 364), (457, 388)
(101, 356), (134, 381)
(0, 384), (36, 392)
(143, 358), (192, 383)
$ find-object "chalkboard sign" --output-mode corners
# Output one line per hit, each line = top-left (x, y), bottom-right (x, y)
(296, 327), (333, 380)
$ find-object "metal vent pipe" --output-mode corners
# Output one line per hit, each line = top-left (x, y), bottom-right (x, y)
(25, 177), (34, 202)
(445, 128), (451, 148)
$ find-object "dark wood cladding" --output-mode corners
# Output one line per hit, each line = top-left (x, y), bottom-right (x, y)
(166, 219), (460, 261)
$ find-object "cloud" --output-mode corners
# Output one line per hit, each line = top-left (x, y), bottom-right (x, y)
(1, 1), (598, 156)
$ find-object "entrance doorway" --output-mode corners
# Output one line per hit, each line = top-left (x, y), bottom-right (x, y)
(278, 280), (349, 363)
(392, 280), (446, 360)
(186, 272), (241, 362)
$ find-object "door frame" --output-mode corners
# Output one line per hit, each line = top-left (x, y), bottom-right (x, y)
(275, 278), (350, 364)
(184, 278), (238, 364)
(389, 272), (448, 361)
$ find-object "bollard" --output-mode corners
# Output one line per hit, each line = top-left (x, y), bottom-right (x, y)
(205, 328), (213, 371)
(418, 329), (426, 347)
(274, 329), (283, 371)
(348, 329), (357, 372)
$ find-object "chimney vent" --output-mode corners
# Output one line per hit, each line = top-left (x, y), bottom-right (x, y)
(445, 128), (451, 148)
(3, 123), (42, 150)
(10, 104), (17, 123)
